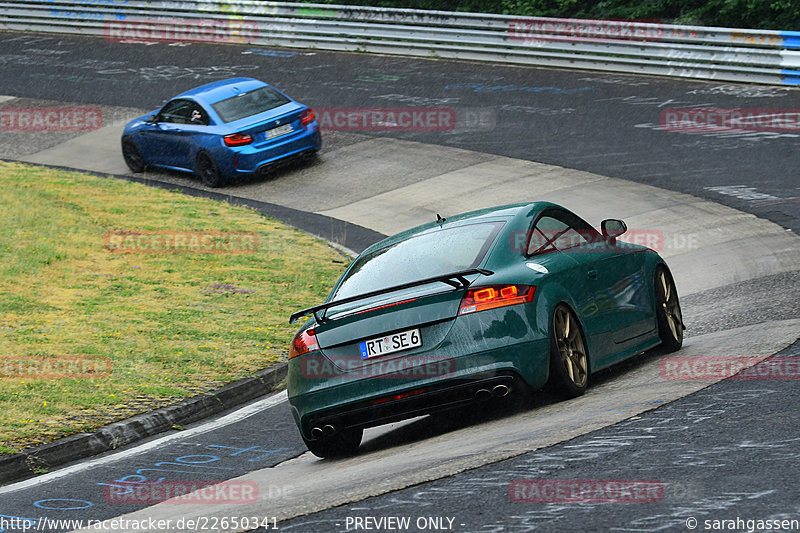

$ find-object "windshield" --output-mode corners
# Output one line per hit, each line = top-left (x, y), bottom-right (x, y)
(333, 222), (504, 301)
(211, 86), (291, 123)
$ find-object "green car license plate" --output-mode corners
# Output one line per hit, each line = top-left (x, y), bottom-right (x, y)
(359, 328), (422, 359)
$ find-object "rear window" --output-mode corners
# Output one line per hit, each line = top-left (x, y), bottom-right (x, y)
(333, 222), (504, 301)
(211, 86), (291, 123)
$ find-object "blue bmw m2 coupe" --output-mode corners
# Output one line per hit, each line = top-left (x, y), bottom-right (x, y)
(121, 77), (321, 187)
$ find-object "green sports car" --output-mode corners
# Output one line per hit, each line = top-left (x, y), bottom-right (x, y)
(288, 202), (684, 458)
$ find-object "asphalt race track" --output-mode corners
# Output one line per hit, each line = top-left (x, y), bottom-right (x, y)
(0, 29), (799, 533)
(1, 33), (798, 232)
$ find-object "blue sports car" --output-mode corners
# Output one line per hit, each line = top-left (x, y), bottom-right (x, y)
(121, 77), (321, 187)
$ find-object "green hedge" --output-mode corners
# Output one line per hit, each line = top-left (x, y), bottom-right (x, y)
(304, 0), (799, 30)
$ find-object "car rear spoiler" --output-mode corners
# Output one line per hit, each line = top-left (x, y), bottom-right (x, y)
(289, 268), (494, 324)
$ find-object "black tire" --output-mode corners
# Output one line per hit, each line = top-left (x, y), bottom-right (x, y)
(302, 427), (363, 459)
(197, 153), (224, 188)
(547, 304), (589, 398)
(121, 138), (146, 173)
(654, 266), (684, 352)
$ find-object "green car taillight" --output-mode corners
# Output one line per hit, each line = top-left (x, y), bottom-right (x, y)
(459, 285), (535, 315)
(289, 327), (319, 359)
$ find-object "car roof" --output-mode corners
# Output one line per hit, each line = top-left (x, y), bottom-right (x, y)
(360, 201), (560, 255)
(173, 78), (271, 106)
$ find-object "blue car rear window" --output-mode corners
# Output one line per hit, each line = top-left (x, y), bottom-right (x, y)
(211, 86), (291, 123)
(333, 222), (504, 300)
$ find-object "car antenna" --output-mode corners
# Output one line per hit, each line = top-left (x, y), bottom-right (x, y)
(436, 213), (446, 225)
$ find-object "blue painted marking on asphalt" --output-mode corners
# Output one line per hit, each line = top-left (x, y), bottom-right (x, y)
(242, 48), (298, 58)
(780, 70), (800, 85)
(33, 499), (93, 510)
(173, 454), (220, 463)
(780, 31), (800, 49)
(206, 445), (290, 461)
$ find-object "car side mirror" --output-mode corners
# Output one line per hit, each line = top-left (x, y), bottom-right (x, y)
(146, 114), (158, 124)
(601, 219), (627, 245)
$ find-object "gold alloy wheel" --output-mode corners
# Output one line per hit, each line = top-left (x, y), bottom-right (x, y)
(553, 305), (588, 388)
(657, 269), (683, 344)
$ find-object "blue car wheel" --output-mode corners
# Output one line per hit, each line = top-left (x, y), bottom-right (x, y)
(197, 153), (223, 188)
(121, 138), (145, 173)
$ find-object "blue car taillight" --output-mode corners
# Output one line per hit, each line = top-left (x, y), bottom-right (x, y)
(300, 109), (316, 126)
(290, 327), (319, 359)
(223, 132), (253, 147)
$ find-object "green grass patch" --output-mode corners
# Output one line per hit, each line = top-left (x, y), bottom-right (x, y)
(0, 161), (348, 453)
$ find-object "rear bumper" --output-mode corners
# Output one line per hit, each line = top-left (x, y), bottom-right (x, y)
(300, 371), (519, 438)
(224, 127), (321, 177)
(288, 338), (549, 440)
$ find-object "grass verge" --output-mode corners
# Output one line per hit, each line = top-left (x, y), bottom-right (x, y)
(0, 161), (348, 454)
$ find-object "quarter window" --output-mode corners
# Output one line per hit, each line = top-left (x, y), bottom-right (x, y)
(158, 99), (207, 124)
(527, 212), (597, 255)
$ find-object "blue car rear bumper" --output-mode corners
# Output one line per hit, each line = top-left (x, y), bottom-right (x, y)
(223, 127), (321, 178)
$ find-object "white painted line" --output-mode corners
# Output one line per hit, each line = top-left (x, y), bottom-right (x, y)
(0, 390), (288, 495)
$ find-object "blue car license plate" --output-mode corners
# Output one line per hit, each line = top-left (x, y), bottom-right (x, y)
(265, 124), (294, 140)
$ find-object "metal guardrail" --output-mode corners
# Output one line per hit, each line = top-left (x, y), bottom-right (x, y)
(1, 1), (798, 85)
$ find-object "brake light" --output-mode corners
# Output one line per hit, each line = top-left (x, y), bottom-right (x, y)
(289, 328), (319, 359)
(371, 388), (426, 405)
(353, 298), (418, 316)
(300, 109), (316, 126)
(459, 285), (535, 315)
(223, 133), (253, 147)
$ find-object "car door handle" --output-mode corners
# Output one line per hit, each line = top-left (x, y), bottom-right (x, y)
(587, 268), (598, 279)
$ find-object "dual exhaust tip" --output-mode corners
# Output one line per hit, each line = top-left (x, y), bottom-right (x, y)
(309, 384), (511, 439)
(310, 424), (336, 440)
(475, 384), (511, 401)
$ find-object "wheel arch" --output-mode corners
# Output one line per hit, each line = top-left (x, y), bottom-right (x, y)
(532, 279), (595, 375)
(121, 135), (148, 170)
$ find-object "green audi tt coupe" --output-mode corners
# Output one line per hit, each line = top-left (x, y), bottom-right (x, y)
(288, 202), (684, 458)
